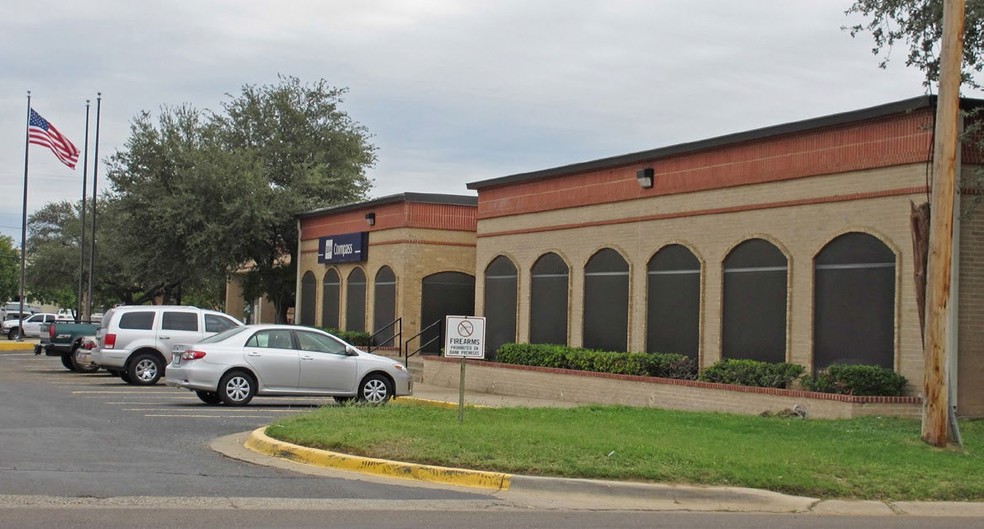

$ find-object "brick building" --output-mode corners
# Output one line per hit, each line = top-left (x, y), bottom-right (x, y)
(294, 193), (477, 353)
(292, 96), (984, 416)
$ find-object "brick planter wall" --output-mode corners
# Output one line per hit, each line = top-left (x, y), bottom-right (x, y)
(421, 356), (921, 420)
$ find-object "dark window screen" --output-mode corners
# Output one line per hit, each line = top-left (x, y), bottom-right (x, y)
(373, 266), (397, 346)
(119, 311), (154, 330)
(647, 244), (700, 359)
(722, 239), (787, 363)
(322, 269), (340, 329)
(814, 232), (896, 370)
(162, 312), (198, 332)
(583, 249), (629, 352)
(420, 272), (475, 354)
(530, 253), (569, 345)
(300, 271), (317, 326)
(483, 256), (517, 361)
(346, 268), (367, 332)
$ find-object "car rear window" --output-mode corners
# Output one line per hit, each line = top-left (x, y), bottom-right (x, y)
(118, 311), (155, 330)
(162, 312), (198, 332)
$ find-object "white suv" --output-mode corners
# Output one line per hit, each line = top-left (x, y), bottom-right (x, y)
(92, 306), (242, 385)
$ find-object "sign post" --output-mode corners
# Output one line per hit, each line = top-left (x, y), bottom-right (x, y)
(444, 315), (486, 424)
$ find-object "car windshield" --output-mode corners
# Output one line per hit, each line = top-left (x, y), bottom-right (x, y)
(198, 326), (249, 344)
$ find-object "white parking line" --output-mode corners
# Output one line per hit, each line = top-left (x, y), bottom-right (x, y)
(124, 408), (306, 413)
(143, 414), (278, 419)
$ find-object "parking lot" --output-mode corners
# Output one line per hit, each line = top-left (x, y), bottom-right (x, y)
(7, 349), (338, 423)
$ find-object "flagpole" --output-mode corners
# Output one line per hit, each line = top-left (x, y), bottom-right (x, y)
(77, 100), (91, 322)
(18, 92), (31, 341)
(87, 93), (101, 318)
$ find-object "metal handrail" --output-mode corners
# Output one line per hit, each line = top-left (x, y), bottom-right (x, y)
(402, 319), (442, 367)
(368, 317), (401, 354)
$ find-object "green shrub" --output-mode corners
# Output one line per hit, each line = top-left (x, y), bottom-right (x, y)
(802, 364), (907, 396)
(323, 328), (373, 347)
(496, 343), (697, 380)
(698, 358), (805, 388)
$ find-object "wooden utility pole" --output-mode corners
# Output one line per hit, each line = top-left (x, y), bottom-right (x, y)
(922, 0), (965, 447)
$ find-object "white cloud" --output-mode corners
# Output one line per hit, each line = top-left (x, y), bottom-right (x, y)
(0, 0), (969, 247)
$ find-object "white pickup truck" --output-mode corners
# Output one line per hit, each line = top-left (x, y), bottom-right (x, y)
(2, 312), (63, 340)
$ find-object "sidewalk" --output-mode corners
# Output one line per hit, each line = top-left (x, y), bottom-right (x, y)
(224, 382), (984, 516)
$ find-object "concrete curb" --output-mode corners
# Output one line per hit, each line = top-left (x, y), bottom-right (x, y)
(245, 427), (510, 490)
(241, 427), (984, 515)
(0, 342), (36, 352)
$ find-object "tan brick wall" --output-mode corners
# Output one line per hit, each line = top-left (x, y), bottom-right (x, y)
(475, 164), (930, 396)
(296, 227), (476, 343)
(958, 186), (984, 416)
(422, 357), (921, 419)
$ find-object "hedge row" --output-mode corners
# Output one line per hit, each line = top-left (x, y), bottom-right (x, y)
(697, 358), (804, 389)
(495, 343), (907, 396)
(802, 363), (908, 396)
(497, 343), (698, 380)
(322, 328), (373, 347)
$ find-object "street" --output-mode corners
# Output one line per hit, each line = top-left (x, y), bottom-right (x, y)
(1, 349), (982, 528)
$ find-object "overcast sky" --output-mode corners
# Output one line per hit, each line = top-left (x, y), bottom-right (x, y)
(0, 1), (969, 246)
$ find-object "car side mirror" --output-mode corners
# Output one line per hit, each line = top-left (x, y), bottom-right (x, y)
(345, 345), (359, 356)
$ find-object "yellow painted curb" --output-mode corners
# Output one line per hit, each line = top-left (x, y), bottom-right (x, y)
(0, 342), (35, 351)
(245, 427), (511, 491)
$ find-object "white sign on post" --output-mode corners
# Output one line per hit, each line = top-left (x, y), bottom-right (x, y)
(444, 315), (486, 359)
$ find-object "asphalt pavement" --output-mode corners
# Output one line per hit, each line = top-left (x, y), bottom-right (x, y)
(6, 338), (983, 516)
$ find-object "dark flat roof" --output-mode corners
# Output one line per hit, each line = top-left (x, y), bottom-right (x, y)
(467, 95), (951, 191)
(297, 192), (477, 219)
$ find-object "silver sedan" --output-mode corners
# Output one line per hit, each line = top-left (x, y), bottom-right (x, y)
(165, 324), (413, 406)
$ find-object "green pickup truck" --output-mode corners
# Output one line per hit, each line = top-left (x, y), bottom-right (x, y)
(38, 320), (100, 372)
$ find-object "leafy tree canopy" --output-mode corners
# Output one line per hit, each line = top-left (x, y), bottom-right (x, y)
(97, 76), (376, 319)
(0, 235), (18, 302)
(217, 75), (377, 321)
(846, 0), (984, 89)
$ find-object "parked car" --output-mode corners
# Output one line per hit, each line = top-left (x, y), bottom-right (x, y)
(2, 312), (59, 340)
(165, 324), (413, 406)
(91, 306), (243, 386)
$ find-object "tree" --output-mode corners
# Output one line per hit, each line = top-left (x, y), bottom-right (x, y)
(846, 1), (984, 88)
(218, 76), (377, 322)
(24, 201), (83, 311)
(0, 235), (18, 302)
(105, 105), (263, 305)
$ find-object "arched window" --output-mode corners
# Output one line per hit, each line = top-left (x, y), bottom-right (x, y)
(484, 256), (517, 361)
(322, 269), (340, 329)
(583, 249), (629, 352)
(420, 272), (475, 354)
(373, 266), (397, 346)
(530, 253), (569, 345)
(299, 271), (316, 326)
(647, 245), (700, 359)
(722, 239), (787, 363)
(346, 268), (367, 332)
(814, 232), (896, 370)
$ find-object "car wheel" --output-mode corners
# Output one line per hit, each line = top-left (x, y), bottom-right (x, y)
(60, 353), (74, 371)
(7, 328), (19, 341)
(71, 346), (100, 373)
(196, 390), (222, 405)
(357, 374), (393, 404)
(127, 353), (163, 386)
(218, 371), (255, 406)
(119, 370), (132, 383)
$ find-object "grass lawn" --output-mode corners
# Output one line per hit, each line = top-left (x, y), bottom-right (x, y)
(266, 403), (984, 501)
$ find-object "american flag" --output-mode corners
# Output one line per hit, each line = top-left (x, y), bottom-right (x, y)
(28, 108), (80, 169)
